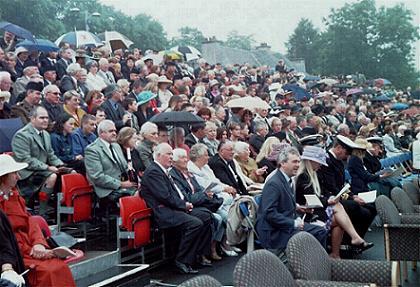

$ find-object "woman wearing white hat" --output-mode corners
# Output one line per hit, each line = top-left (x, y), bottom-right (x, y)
(295, 146), (373, 259)
(0, 154), (76, 287)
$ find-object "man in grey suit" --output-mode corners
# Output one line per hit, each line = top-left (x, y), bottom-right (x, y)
(256, 146), (328, 255)
(84, 120), (137, 201)
(12, 106), (63, 216)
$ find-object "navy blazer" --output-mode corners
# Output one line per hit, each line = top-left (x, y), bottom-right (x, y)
(101, 100), (127, 130)
(318, 150), (345, 196)
(256, 169), (297, 250)
(141, 162), (188, 229)
(348, 155), (380, 195)
(208, 154), (247, 195)
(169, 167), (207, 206)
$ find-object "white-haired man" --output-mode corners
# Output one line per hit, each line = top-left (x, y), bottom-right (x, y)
(141, 143), (212, 274)
(84, 120), (137, 201)
(97, 58), (115, 85)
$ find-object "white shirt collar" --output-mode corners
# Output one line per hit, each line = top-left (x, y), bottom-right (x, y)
(155, 160), (169, 174)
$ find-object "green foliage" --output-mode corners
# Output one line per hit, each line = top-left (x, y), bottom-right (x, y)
(285, 18), (320, 74)
(225, 30), (255, 50)
(286, 0), (419, 88)
(170, 26), (205, 50)
(0, 0), (168, 51)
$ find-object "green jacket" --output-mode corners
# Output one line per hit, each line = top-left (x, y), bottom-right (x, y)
(12, 123), (63, 180)
(84, 138), (127, 198)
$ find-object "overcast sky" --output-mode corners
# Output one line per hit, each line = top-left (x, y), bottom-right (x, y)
(100, 0), (419, 67)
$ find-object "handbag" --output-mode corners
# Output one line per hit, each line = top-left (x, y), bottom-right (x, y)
(200, 195), (224, 212)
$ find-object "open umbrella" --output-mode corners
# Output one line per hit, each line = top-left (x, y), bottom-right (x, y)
(0, 21), (35, 42)
(346, 88), (363, 96)
(16, 39), (59, 53)
(282, 84), (312, 101)
(334, 83), (353, 89)
(375, 78), (392, 86)
(226, 96), (271, 111)
(142, 53), (164, 65)
(411, 90), (420, 100)
(170, 45), (202, 62)
(98, 31), (133, 52)
(318, 78), (338, 86)
(391, 103), (409, 111)
(303, 75), (321, 81)
(150, 111), (204, 126)
(371, 95), (391, 102)
(161, 50), (183, 61)
(55, 30), (102, 48)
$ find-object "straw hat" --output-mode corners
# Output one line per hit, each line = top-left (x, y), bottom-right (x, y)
(300, 146), (329, 166)
(157, 75), (173, 84)
(0, 154), (28, 177)
(354, 138), (372, 150)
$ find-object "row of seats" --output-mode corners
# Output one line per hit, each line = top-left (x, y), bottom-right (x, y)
(180, 232), (398, 287)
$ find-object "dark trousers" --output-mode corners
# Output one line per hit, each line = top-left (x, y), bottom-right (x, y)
(175, 207), (212, 265)
(341, 200), (376, 242)
(294, 223), (329, 249)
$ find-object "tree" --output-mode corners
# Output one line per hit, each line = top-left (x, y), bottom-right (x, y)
(170, 26), (205, 50)
(285, 18), (320, 73)
(286, 0), (419, 87)
(225, 30), (255, 50)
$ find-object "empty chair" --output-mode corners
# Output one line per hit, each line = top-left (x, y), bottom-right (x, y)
(390, 187), (420, 214)
(286, 232), (397, 287)
(178, 275), (222, 287)
(233, 249), (296, 287)
(403, 182), (419, 205)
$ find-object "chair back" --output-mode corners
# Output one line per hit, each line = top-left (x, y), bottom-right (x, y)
(403, 182), (419, 205)
(375, 195), (401, 225)
(233, 249), (297, 287)
(178, 275), (222, 287)
(286, 232), (331, 281)
(61, 173), (93, 223)
(391, 187), (414, 214)
(119, 195), (152, 248)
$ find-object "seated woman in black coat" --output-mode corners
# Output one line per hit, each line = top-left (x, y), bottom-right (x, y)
(295, 146), (373, 259)
(117, 127), (146, 181)
(50, 114), (85, 173)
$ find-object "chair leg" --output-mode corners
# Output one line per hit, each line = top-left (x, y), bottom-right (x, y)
(402, 261), (408, 281)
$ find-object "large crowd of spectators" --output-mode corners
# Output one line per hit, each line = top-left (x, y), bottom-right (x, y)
(0, 28), (419, 285)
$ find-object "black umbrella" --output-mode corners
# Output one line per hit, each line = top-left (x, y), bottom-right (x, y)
(0, 21), (35, 42)
(0, 118), (23, 153)
(411, 90), (420, 100)
(150, 111), (204, 126)
(371, 95), (391, 102)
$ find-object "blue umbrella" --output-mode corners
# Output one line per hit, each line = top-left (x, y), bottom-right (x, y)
(303, 75), (321, 81)
(282, 84), (312, 101)
(16, 39), (59, 53)
(391, 103), (409, 111)
(371, 95), (391, 102)
(0, 21), (35, 42)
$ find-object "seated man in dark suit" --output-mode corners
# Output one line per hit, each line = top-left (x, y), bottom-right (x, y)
(249, 120), (268, 154)
(256, 146), (328, 255)
(84, 120), (137, 201)
(100, 84), (130, 130)
(141, 143), (212, 274)
(185, 123), (206, 148)
(208, 141), (247, 195)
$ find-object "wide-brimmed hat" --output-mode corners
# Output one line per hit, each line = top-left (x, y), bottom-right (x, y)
(0, 154), (28, 177)
(157, 75), (172, 84)
(301, 146), (329, 166)
(336, 135), (360, 150)
(299, 134), (323, 146)
(0, 90), (11, 101)
(15, 46), (28, 56)
(366, 136), (382, 144)
(209, 79), (220, 88)
(136, 91), (157, 106)
(354, 138), (372, 150)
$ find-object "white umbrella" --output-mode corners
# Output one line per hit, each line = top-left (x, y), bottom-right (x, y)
(318, 78), (339, 86)
(226, 96), (271, 111)
(170, 45), (202, 62)
(142, 53), (164, 65)
(98, 31), (134, 52)
(55, 30), (103, 48)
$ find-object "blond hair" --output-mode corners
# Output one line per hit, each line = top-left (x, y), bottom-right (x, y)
(297, 159), (321, 196)
(256, 137), (280, 163)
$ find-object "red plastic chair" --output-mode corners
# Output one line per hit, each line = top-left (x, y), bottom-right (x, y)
(59, 173), (93, 227)
(32, 215), (84, 264)
(119, 195), (152, 249)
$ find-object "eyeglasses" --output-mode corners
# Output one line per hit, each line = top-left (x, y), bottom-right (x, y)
(50, 92), (61, 95)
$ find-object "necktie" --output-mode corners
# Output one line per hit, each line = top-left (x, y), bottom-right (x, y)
(109, 144), (123, 172)
(289, 178), (293, 190)
(39, 131), (46, 148)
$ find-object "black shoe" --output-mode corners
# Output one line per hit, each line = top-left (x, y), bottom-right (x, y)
(198, 259), (212, 267)
(175, 261), (198, 274)
(351, 241), (374, 252)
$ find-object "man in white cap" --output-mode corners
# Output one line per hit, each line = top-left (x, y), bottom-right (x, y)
(14, 46), (29, 77)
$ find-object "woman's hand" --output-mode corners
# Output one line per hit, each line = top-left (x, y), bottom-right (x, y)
(30, 244), (50, 259)
(327, 196), (339, 205)
(255, 166), (268, 176)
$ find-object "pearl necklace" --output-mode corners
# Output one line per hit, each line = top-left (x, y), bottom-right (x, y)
(0, 188), (13, 201)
